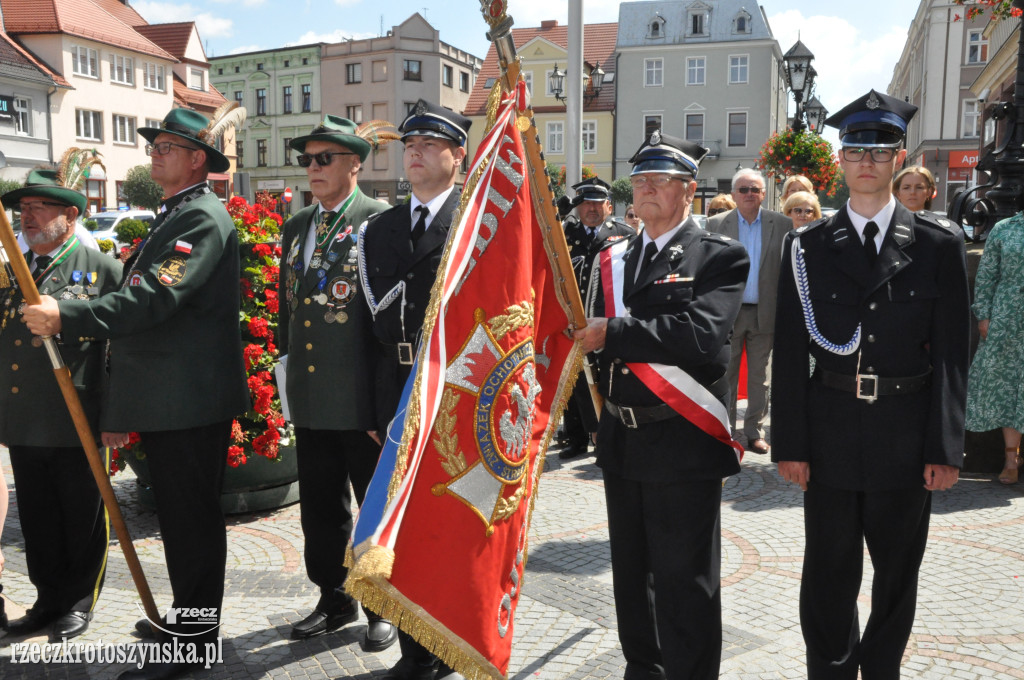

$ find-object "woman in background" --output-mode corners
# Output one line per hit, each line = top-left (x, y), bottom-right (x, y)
(782, 190), (822, 229)
(781, 174), (814, 201)
(893, 166), (936, 212)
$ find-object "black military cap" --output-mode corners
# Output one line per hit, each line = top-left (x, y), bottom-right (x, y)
(629, 130), (708, 178)
(571, 177), (612, 202)
(399, 99), (472, 146)
(824, 89), (918, 147)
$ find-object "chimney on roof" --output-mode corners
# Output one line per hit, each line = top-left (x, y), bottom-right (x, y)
(541, 20), (558, 29)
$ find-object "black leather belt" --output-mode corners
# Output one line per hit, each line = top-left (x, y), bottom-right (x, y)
(605, 401), (679, 429)
(384, 342), (416, 365)
(812, 366), (931, 401)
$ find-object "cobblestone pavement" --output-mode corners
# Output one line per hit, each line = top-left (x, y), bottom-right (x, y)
(2, 439), (1023, 679)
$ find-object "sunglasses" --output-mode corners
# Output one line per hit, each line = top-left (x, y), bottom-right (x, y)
(735, 186), (763, 195)
(707, 208), (727, 216)
(297, 151), (358, 167)
(625, 212), (637, 219)
(789, 207), (815, 216)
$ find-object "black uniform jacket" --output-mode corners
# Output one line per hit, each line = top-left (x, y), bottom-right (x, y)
(0, 245), (122, 446)
(564, 215), (634, 298)
(60, 191), (250, 432)
(359, 189), (461, 425)
(771, 202), (970, 492)
(588, 217), (750, 482)
(279, 193), (388, 431)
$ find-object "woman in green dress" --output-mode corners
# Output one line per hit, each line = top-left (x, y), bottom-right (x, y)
(966, 213), (1024, 483)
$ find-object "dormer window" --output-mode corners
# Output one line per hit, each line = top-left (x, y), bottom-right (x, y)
(689, 10), (708, 36)
(734, 10), (752, 34)
(648, 15), (666, 39)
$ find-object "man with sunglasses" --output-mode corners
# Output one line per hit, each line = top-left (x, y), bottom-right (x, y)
(25, 108), (249, 680)
(0, 169), (121, 642)
(358, 98), (471, 680)
(575, 131), (749, 680)
(707, 169), (790, 456)
(772, 90), (969, 679)
(277, 116), (395, 650)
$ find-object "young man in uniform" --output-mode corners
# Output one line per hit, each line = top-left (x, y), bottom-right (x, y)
(26, 108), (249, 680)
(358, 98), (471, 680)
(278, 115), (395, 650)
(1, 170), (121, 641)
(575, 131), (750, 680)
(772, 90), (970, 679)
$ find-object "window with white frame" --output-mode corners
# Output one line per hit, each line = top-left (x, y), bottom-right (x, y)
(648, 17), (666, 38)
(963, 99), (981, 138)
(644, 114), (663, 138)
(645, 58), (663, 87)
(189, 68), (204, 91)
(110, 54), (134, 85)
(685, 113), (704, 143)
(547, 121), (564, 154)
(72, 46), (98, 78)
(728, 112), (747, 146)
(347, 63), (362, 84)
(582, 121), (597, 153)
(523, 71), (533, 96)
(257, 139), (267, 167)
(729, 55), (749, 84)
(734, 12), (751, 34)
(346, 105), (363, 123)
(76, 109), (102, 141)
(689, 10), (707, 35)
(143, 63), (165, 91)
(112, 114), (136, 144)
(687, 57), (706, 86)
(14, 97), (31, 135)
(967, 30), (988, 64)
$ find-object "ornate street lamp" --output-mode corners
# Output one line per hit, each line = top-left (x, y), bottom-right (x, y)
(784, 40), (816, 132)
(548, 64), (565, 101)
(549, 62), (604, 104)
(804, 96), (828, 133)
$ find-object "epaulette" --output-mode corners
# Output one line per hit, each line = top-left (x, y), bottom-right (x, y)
(915, 210), (961, 235)
(596, 233), (634, 252)
(701, 231), (732, 243)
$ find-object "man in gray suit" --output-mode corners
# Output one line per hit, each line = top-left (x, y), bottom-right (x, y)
(707, 169), (790, 454)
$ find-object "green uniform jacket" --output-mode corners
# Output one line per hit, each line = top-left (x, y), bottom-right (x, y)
(0, 243), (122, 446)
(58, 191), (250, 432)
(278, 190), (389, 430)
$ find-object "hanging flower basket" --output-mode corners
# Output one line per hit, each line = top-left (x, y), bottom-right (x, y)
(757, 129), (840, 197)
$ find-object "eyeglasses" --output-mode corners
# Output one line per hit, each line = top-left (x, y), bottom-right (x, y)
(146, 142), (200, 156)
(735, 186), (763, 195)
(841, 147), (897, 163)
(18, 201), (68, 213)
(297, 151), (358, 168)
(789, 207), (816, 216)
(625, 212), (637, 219)
(630, 175), (683, 189)
(707, 208), (727, 216)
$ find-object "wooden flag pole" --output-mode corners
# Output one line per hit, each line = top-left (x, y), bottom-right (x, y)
(0, 199), (161, 628)
(480, 0), (604, 418)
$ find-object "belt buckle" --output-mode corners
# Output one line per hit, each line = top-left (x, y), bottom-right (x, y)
(856, 374), (878, 402)
(619, 406), (638, 429)
(398, 342), (415, 366)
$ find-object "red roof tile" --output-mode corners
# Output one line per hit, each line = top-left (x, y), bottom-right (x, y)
(0, 0), (175, 61)
(464, 22), (618, 116)
(0, 30), (71, 87)
(172, 73), (226, 112)
(89, 0), (148, 27)
(135, 23), (197, 60)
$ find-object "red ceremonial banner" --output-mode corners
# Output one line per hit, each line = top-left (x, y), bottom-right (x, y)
(346, 86), (580, 679)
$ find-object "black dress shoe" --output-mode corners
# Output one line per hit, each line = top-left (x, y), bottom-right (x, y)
(558, 441), (589, 460)
(51, 611), (91, 640)
(6, 607), (60, 637)
(118, 661), (201, 680)
(362, 617), (398, 652)
(290, 605), (358, 639)
(381, 655), (438, 680)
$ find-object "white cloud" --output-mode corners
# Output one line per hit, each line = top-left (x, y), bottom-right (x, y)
(132, 2), (234, 38)
(287, 29), (376, 46)
(229, 44), (265, 55)
(511, 1), (620, 28)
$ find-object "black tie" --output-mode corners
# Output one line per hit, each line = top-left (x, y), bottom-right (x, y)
(636, 241), (659, 281)
(863, 221), (879, 265)
(33, 254), (53, 273)
(411, 205), (429, 248)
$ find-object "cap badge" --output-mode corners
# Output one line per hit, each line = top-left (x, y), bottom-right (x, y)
(415, 100), (428, 116)
(866, 92), (880, 110)
(650, 130), (662, 145)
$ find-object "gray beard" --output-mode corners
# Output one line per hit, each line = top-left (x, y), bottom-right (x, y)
(24, 219), (69, 247)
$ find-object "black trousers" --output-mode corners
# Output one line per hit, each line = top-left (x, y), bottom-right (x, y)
(801, 481), (932, 680)
(603, 471), (723, 680)
(562, 371), (598, 445)
(8, 445), (109, 614)
(141, 421), (231, 643)
(294, 427), (379, 612)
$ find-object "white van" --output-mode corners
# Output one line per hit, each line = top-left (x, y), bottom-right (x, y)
(87, 209), (156, 247)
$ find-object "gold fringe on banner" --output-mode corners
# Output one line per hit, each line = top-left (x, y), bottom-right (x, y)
(345, 543), (396, 581)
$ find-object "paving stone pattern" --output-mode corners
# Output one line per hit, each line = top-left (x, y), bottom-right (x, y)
(2, 442), (1023, 679)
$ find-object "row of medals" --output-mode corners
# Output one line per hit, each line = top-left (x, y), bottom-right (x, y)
(313, 291), (348, 325)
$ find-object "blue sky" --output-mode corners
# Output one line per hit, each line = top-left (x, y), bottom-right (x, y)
(132, 0), (922, 146)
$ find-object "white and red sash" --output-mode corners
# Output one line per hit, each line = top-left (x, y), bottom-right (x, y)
(599, 239), (743, 462)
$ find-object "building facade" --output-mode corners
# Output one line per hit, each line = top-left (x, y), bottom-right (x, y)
(464, 20), (617, 192)
(888, 1), (989, 213)
(614, 0), (788, 211)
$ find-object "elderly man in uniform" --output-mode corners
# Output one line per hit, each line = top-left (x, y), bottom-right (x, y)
(707, 168), (789, 455)
(278, 115), (395, 650)
(25, 108), (249, 680)
(575, 132), (749, 680)
(358, 98), (470, 680)
(557, 177), (632, 459)
(1, 170), (121, 641)
(772, 90), (969, 679)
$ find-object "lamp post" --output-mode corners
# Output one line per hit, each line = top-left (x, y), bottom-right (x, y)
(549, 62), (605, 104)
(804, 96), (828, 134)
(783, 40), (816, 132)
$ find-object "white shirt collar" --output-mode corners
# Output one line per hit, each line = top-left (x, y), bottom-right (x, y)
(410, 186), (456, 231)
(845, 196), (896, 246)
(641, 219), (686, 253)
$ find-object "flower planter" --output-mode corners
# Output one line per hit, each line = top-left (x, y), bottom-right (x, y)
(123, 442), (299, 515)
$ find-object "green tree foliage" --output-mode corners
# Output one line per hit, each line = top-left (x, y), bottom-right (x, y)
(121, 164), (163, 212)
(114, 218), (149, 245)
(611, 177), (633, 209)
(0, 178), (21, 198)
